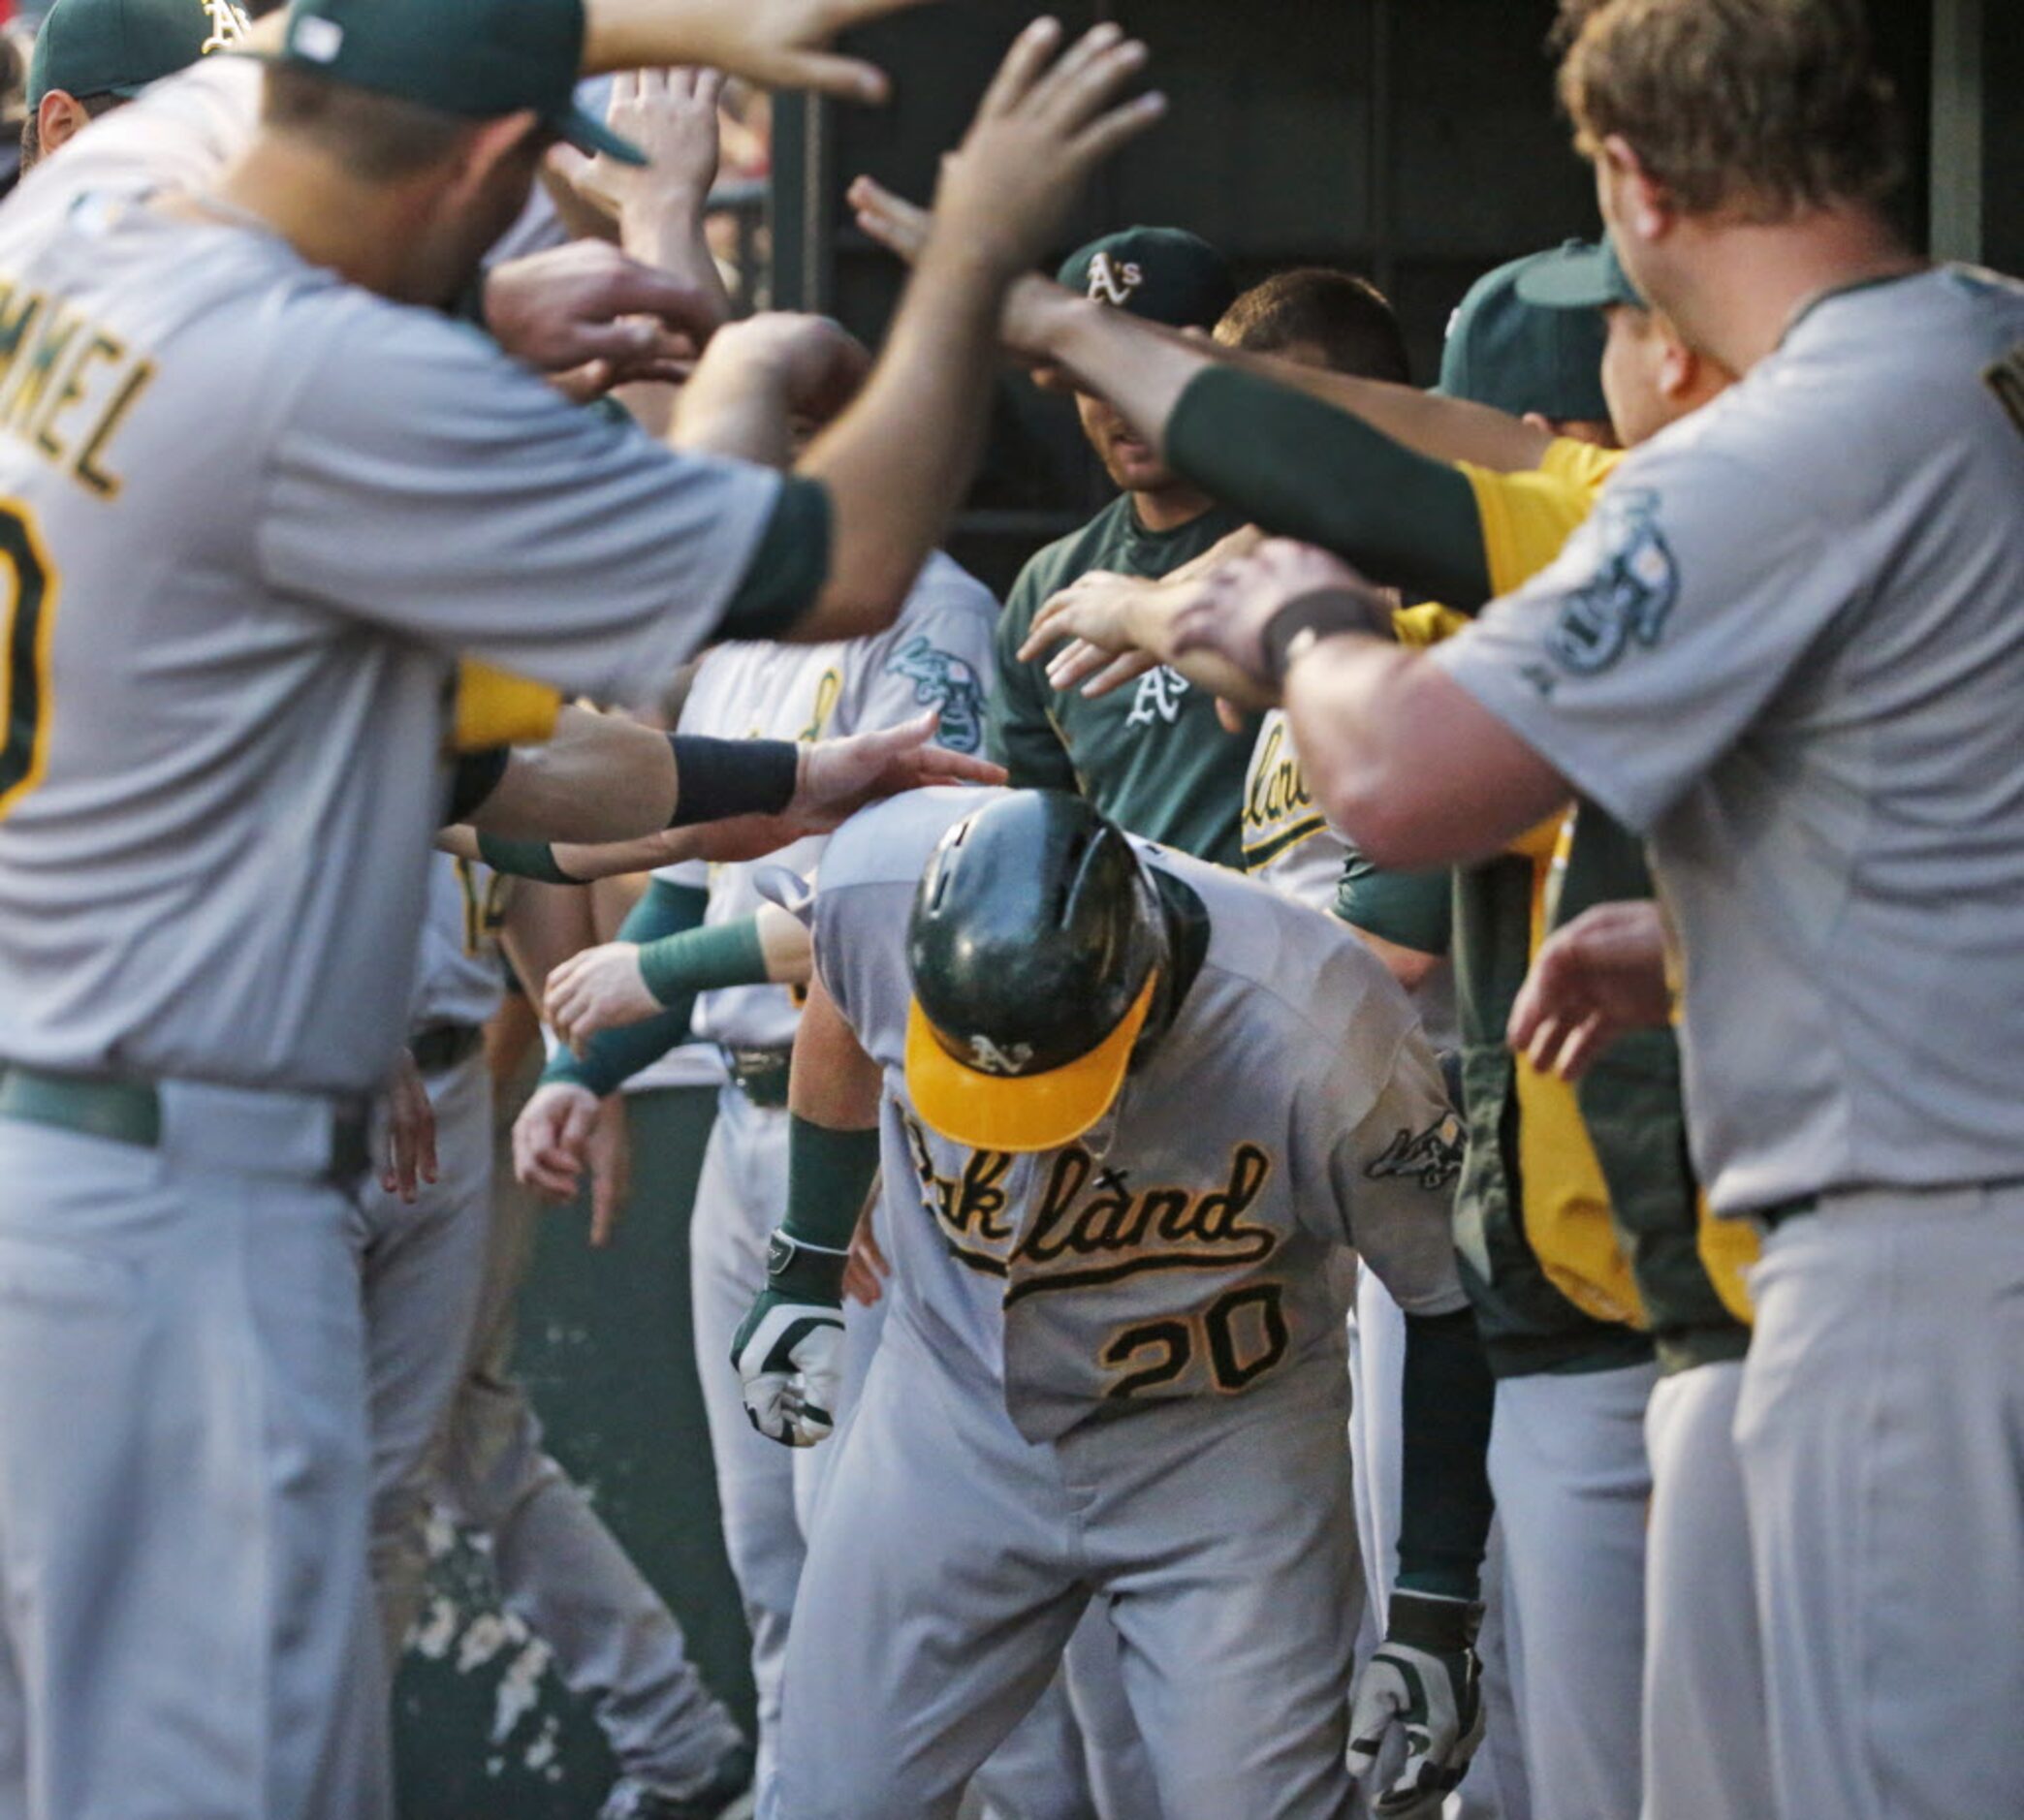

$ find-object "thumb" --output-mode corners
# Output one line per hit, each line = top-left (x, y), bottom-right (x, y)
(1346, 1664), (1407, 1770)
(591, 264), (719, 340)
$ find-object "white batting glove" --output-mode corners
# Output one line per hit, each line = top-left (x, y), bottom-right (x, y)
(1347, 1590), (1486, 1814)
(730, 1230), (849, 1448)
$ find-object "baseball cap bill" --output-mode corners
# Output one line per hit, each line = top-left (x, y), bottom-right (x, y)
(30, 0), (250, 108)
(1514, 236), (1646, 313)
(1438, 239), (1613, 423)
(904, 972), (1157, 1154)
(1057, 226), (1237, 331)
(278, 0), (644, 165)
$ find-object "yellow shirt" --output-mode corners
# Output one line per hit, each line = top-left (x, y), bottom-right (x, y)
(1452, 440), (1755, 1327)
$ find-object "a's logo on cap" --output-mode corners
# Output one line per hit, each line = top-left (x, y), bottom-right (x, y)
(1086, 251), (1144, 308)
(201, 0), (252, 53)
(966, 1034), (1034, 1077)
(292, 14), (344, 62)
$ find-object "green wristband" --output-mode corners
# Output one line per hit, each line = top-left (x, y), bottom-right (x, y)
(640, 917), (773, 1007)
(1397, 1306), (1497, 1601)
(476, 833), (579, 885)
(781, 1115), (882, 1255)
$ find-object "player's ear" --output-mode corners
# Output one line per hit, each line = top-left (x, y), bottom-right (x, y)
(37, 89), (90, 159)
(1596, 133), (1673, 247)
(457, 109), (547, 194)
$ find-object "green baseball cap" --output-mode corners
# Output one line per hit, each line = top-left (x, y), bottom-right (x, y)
(277, 0), (645, 165)
(30, 0), (250, 107)
(1057, 227), (1237, 331)
(1514, 236), (1646, 313)
(1437, 240), (1613, 423)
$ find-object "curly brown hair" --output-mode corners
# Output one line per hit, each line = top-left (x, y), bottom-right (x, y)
(1556, 0), (1904, 222)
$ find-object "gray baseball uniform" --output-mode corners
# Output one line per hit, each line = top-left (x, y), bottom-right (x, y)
(1437, 265), (2024, 1820)
(0, 57), (804, 1820)
(359, 858), (744, 1802)
(765, 788), (1466, 1820)
(672, 554), (996, 1793)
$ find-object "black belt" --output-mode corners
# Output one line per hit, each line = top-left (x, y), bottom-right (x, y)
(410, 1022), (485, 1075)
(722, 1047), (792, 1109)
(1755, 1195), (1818, 1231)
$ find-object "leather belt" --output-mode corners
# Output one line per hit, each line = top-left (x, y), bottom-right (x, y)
(409, 1022), (485, 1076)
(722, 1046), (792, 1110)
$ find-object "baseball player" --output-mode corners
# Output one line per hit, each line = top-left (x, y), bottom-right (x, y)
(1162, 6), (2024, 1817)
(989, 227), (1257, 869)
(527, 546), (997, 1790)
(361, 851), (761, 1820)
(1006, 238), (1761, 1820)
(0, 3), (1163, 1809)
(731, 786), (1497, 1820)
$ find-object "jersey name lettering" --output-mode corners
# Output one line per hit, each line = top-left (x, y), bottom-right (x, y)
(902, 1112), (1281, 1300)
(0, 277), (156, 498)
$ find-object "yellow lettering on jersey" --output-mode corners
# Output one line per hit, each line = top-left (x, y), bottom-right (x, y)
(0, 277), (156, 499)
(796, 668), (842, 744)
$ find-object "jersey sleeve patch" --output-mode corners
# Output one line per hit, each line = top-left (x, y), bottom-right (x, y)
(1537, 486), (1679, 682)
(884, 635), (988, 753)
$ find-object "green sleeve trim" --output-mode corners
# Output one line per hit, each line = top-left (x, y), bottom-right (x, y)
(1396, 1307), (1497, 1600)
(782, 1116), (882, 1254)
(540, 880), (710, 1097)
(714, 476), (833, 642)
(1167, 367), (1494, 609)
(639, 916), (772, 1006)
(477, 833), (577, 886)
(1336, 852), (1453, 956)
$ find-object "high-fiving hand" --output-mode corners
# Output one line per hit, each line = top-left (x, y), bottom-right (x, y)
(584, 0), (943, 105)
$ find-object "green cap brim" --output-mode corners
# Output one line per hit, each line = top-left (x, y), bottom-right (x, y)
(1514, 243), (1643, 311)
(559, 105), (645, 167)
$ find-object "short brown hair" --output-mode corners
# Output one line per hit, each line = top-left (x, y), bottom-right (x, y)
(1557, 0), (1904, 222)
(262, 65), (478, 182)
(1215, 269), (1412, 384)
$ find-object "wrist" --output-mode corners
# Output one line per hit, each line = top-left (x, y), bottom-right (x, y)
(667, 735), (800, 827)
(765, 1227), (849, 1303)
(1386, 1589), (1483, 1651)
(1262, 588), (1386, 684)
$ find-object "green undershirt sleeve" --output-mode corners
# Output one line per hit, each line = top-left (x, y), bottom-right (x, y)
(639, 915), (773, 1007)
(1166, 366), (1494, 609)
(713, 476), (834, 643)
(781, 1116), (883, 1254)
(1396, 1306), (1498, 1601)
(477, 833), (581, 885)
(542, 879), (709, 1098)
(1336, 848), (1454, 956)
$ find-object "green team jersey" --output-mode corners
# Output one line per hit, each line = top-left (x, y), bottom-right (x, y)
(991, 495), (1254, 867)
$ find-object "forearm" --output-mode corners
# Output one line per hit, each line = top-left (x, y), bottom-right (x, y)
(1282, 639), (1569, 869)
(1396, 1307), (1497, 1601)
(1164, 370), (1493, 607)
(468, 708), (677, 842)
(1037, 289), (1551, 476)
(789, 976), (885, 1131)
(672, 353), (795, 469)
(788, 239), (1004, 641)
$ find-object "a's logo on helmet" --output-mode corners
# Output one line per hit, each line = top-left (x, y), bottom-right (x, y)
(201, 0), (252, 53)
(1086, 252), (1144, 308)
(966, 1034), (1035, 1077)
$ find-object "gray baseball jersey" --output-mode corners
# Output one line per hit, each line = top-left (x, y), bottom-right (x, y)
(1437, 265), (2024, 1213)
(809, 787), (1468, 1445)
(0, 58), (788, 1094)
(410, 854), (509, 1035)
(669, 553), (996, 1054)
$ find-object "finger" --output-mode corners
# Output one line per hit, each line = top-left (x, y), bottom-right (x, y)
(1083, 651), (1156, 700)
(1215, 696), (1249, 735)
(638, 67), (667, 101)
(590, 1172), (619, 1248)
(417, 1105), (438, 1187)
(775, 48), (897, 107)
(1067, 88), (1170, 167)
(973, 16), (1065, 121)
(588, 267), (717, 337)
(696, 68), (726, 111)
(549, 361), (616, 403)
(1020, 20), (1124, 122)
(1554, 1013), (1611, 1083)
(1044, 640), (1104, 690)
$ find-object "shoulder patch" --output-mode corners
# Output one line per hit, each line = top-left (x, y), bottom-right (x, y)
(886, 636), (986, 752)
(1364, 1114), (1465, 1192)
(1544, 486), (1679, 676)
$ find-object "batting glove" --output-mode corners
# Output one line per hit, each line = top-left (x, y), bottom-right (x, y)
(1347, 1590), (1486, 1814)
(730, 1229), (849, 1448)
